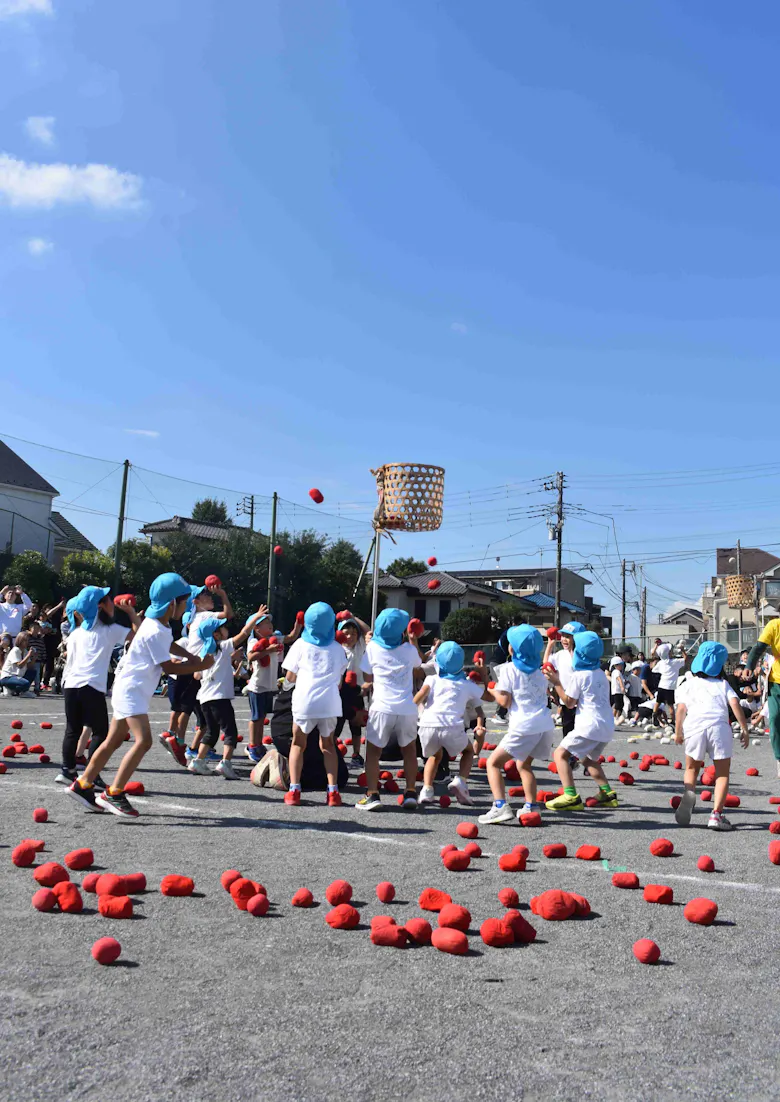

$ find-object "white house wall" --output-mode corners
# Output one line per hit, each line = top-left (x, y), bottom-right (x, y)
(0, 484), (55, 560)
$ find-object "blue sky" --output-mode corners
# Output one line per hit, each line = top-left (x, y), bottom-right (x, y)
(3, 0), (780, 634)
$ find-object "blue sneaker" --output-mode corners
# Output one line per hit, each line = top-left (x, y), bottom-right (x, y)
(205, 749), (221, 762)
(186, 746), (220, 762)
(185, 747), (197, 760)
(245, 745), (263, 764)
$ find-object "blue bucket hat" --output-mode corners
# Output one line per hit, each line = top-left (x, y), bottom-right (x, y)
(194, 615), (223, 657)
(560, 621), (586, 637)
(571, 630), (604, 671)
(372, 608), (410, 650)
(185, 584), (208, 616)
(65, 595), (79, 634)
(70, 585), (111, 632)
(302, 602), (336, 647)
(146, 573), (191, 620)
(507, 625), (544, 673)
(435, 641), (466, 681)
(691, 641), (727, 678)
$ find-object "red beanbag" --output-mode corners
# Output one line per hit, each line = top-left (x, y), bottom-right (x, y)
(498, 851), (526, 873)
(612, 872), (640, 889)
(160, 874), (194, 897)
(32, 808), (47, 823)
(576, 845), (601, 861)
(370, 915), (395, 931)
(643, 884), (673, 905)
(376, 881), (395, 903)
(701, 790), (712, 802)
(33, 862), (69, 887)
(98, 894), (133, 919)
(725, 794), (740, 808)
(92, 937), (121, 965)
(247, 893), (270, 917)
(505, 761), (520, 781)
(530, 890), (576, 921)
(437, 903), (471, 932)
(498, 887), (520, 908)
(64, 848), (94, 871)
(697, 855), (715, 873)
(618, 772), (634, 786)
(230, 878), (259, 909)
(121, 873), (147, 895)
(568, 892), (591, 917)
(205, 574), (221, 588)
(701, 765), (716, 786)
(769, 821), (780, 835)
(769, 840), (780, 866)
(125, 781), (145, 796)
(440, 844), (457, 856)
(620, 760), (628, 768)
(11, 720), (23, 730)
(39, 754), (50, 764)
(371, 924), (407, 948)
(40, 722), (53, 730)
(480, 917), (514, 947)
(519, 811), (542, 827)
(503, 910), (537, 943)
(463, 842), (482, 858)
(404, 917), (432, 944)
(32, 888), (57, 912)
(308, 488), (324, 504)
(419, 888), (452, 912)
(674, 761), (682, 769)
(431, 927), (468, 955)
(508, 786), (524, 798)
(649, 838), (674, 858)
(438, 795), (451, 808)
(408, 617), (425, 636)
(0, 762), (6, 773)
(96, 874), (124, 896)
(53, 881), (83, 913)
(221, 869), (242, 892)
(456, 821), (478, 840)
(629, 751), (639, 760)
(2, 746), (16, 758)
(633, 938), (661, 964)
(29, 744), (45, 754)
(669, 796), (681, 809)
(442, 850), (471, 872)
(292, 888), (314, 907)
(82, 873), (100, 893)
(684, 897), (718, 925)
(770, 796), (780, 805)
(325, 879), (353, 906)
(12, 842), (37, 867)
(325, 903), (360, 929)
(746, 767), (759, 777)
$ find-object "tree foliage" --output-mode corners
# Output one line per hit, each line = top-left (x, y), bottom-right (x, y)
(2, 550), (57, 604)
(386, 557), (429, 579)
(59, 550), (114, 595)
(491, 601), (528, 635)
(191, 498), (231, 525)
(441, 606), (494, 644)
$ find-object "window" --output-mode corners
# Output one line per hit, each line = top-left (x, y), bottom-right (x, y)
(414, 599), (427, 621)
(765, 580), (780, 600)
(439, 599), (452, 621)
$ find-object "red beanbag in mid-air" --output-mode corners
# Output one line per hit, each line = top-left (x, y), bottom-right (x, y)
(309, 488), (324, 504)
(205, 575), (221, 589)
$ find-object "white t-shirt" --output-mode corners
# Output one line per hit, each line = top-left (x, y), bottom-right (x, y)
(111, 616), (174, 712)
(198, 640), (235, 703)
(0, 593), (32, 639)
(170, 610), (214, 678)
(496, 662), (553, 737)
(678, 676), (736, 738)
(360, 640), (422, 716)
(63, 622), (130, 694)
(610, 668), (625, 694)
(566, 669), (615, 741)
(550, 647), (574, 693)
(656, 655), (685, 691)
(626, 672), (642, 698)
(1, 645), (27, 679)
(283, 638), (347, 720)
(419, 674), (483, 729)
(248, 642), (281, 693)
(342, 636), (366, 687)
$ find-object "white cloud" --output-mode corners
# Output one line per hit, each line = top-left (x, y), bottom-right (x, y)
(26, 236), (52, 255)
(0, 153), (143, 210)
(450, 322), (468, 335)
(0, 0), (52, 17)
(124, 429), (160, 438)
(24, 116), (55, 146)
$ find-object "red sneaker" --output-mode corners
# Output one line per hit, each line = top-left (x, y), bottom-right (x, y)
(284, 789), (301, 806)
(327, 791), (342, 808)
(163, 735), (188, 768)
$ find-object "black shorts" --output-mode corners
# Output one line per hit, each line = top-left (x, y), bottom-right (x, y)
(628, 696), (642, 712)
(656, 688), (676, 707)
(201, 698), (238, 748)
(610, 693), (625, 710)
(168, 674), (199, 714)
(560, 704), (576, 736)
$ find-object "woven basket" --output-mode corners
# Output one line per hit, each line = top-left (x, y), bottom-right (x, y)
(725, 574), (754, 609)
(371, 463), (445, 532)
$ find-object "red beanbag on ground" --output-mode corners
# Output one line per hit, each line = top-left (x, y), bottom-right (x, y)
(230, 878), (260, 909)
(82, 872), (100, 893)
(247, 893), (270, 917)
(326, 879), (353, 906)
(440, 844), (457, 856)
(463, 842), (482, 858)
(292, 888), (314, 907)
(456, 822), (478, 840)
(53, 881), (83, 913)
(96, 874), (124, 896)
(12, 842), (37, 867)
(508, 786), (524, 798)
(530, 890), (576, 921)
(697, 855), (715, 873)
(404, 917), (432, 944)
(503, 910), (537, 942)
(576, 845), (601, 861)
(376, 881), (395, 903)
(439, 794), (451, 808)
(419, 888), (452, 912)
(498, 887), (520, 908)
(770, 796), (780, 805)
(33, 862), (69, 888)
(325, 903), (360, 929)
(120, 873), (146, 895)
(701, 790), (712, 802)
(442, 850), (471, 872)
(98, 894), (133, 919)
(370, 915), (395, 931)
(768, 840), (780, 866)
(160, 875), (194, 897)
(371, 924), (407, 948)
(684, 897), (718, 925)
(11, 720), (23, 730)
(125, 781), (145, 796)
(669, 796), (682, 809)
(92, 937), (121, 965)
(2, 746), (16, 758)
(701, 765), (716, 786)
(32, 888), (57, 912)
(644, 884), (673, 905)
(221, 869), (242, 891)
(746, 767), (759, 777)
(481, 918), (514, 947)
(29, 744), (45, 754)
(40, 722), (53, 730)
(431, 927), (468, 955)
(649, 838), (674, 858)
(769, 821), (780, 835)
(612, 872), (640, 889)
(519, 811), (542, 827)
(629, 751), (639, 760)
(437, 904), (471, 932)
(619, 772), (634, 785)
(724, 794), (740, 808)
(568, 893), (591, 917)
(32, 808), (47, 823)
(498, 852), (526, 873)
(633, 938), (661, 964)
(505, 761), (520, 780)
(64, 848), (94, 871)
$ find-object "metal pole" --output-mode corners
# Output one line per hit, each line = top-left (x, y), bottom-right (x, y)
(266, 491), (277, 613)
(621, 559), (626, 642)
(353, 534), (376, 601)
(554, 471), (564, 626)
(113, 460), (130, 592)
(249, 494), (254, 532)
(736, 540), (743, 654)
(371, 529), (381, 628)
(640, 585), (647, 654)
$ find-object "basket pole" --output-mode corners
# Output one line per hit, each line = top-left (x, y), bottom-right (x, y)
(371, 529), (381, 628)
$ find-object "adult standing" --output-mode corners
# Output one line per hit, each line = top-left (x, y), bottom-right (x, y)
(747, 619), (780, 778)
(0, 585), (32, 641)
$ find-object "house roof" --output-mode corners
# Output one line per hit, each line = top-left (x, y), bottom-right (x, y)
(49, 512), (98, 554)
(140, 516), (233, 542)
(716, 548), (780, 577)
(453, 566), (591, 587)
(379, 571), (509, 600)
(0, 439), (58, 496)
(518, 591), (587, 614)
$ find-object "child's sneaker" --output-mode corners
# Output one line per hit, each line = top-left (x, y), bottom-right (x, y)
(245, 745), (263, 764)
(418, 785), (436, 805)
(594, 789), (619, 809)
(478, 802), (514, 825)
(447, 776), (474, 806)
(545, 792), (584, 812)
(215, 759), (238, 780)
(66, 779), (104, 812)
(95, 790), (139, 818)
(326, 790), (342, 807)
(55, 767), (78, 785)
(284, 789), (301, 806)
(188, 757), (210, 775)
(356, 792), (381, 812)
(518, 801), (539, 819)
(350, 753), (364, 768)
(708, 811), (734, 831)
(401, 790), (418, 810)
(675, 789), (696, 826)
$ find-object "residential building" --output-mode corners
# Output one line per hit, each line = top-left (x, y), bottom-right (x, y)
(140, 515), (234, 546)
(702, 547), (780, 652)
(49, 512), (99, 570)
(452, 566), (591, 609)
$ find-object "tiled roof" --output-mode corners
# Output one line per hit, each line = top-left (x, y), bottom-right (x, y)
(140, 516), (233, 541)
(49, 512), (98, 553)
(379, 571), (506, 599)
(454, 566), (591, 586)
(520, 591), (586, 614)
(0, 439), (58, 495)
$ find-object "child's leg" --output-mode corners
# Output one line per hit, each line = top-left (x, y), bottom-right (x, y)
(458, 740), (474, 780)
(79, 717), (130, 786)
(584, 757), (609, 787)
(518, 755), (537, 803)
(401, 739), (419, 793)
(197, 704), (221, 759)
(473, 726), (485, 757)
(221, 703), (238, 760)
(423, 751), (442, 789)
(288, 723), (308, 787)
(712, 757), (731, 814)
(486, 747), (512, 803)
(554, 745), (575, 789)
(349, 720), (363, 757)
(110, 715), (153, 791)
(364, 740), (381, 794)
(318, 733), (339, 788)
(683, 755), (701, 794)
(76, 726), (91, 758)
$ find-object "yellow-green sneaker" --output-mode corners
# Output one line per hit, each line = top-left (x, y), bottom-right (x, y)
(594, 790), (619, 808)
(545, 792), (584, 812)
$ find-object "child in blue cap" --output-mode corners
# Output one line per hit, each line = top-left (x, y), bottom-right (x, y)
(358, 608), (423, 811)
(674, 641), (749, 831)
(544, 630), (618, 811)
(543, 621), (586, 737)
(415, 641), (490, 806)
(68, 573), (214, 818)
(479, 625), (555, 825)
(281, 602), (348, 807)
(244, 609), (302, 764)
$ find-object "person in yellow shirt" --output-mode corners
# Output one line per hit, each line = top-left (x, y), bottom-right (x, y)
(747, 619), (780, 778)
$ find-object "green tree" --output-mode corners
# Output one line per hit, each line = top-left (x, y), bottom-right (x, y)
(191, 498), (231, 525)
(441, 606), (493, 644)
(3, 550), (57, 604)
(491, 601), (528, 635)
(60, 550), (114, 595)
(106, 539), (174, 600)
(385, 556), (429, 579)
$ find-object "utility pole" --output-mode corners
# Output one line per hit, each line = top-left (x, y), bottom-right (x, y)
(736, 539), (743, 655)
(266, 491), (278, 614)
(554, 471), (565, 626)
(621, 559), (627, 642)
(113, 460), (130, 592)
(237, 494), (256, 531)
(640, 586), (647, 654)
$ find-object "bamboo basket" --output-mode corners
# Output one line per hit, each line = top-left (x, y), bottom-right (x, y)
(371, 463), (445, 532)
(725, 574), (754, 609)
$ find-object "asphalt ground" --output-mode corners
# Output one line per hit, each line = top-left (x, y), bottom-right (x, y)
(2, 692), (780, 1102)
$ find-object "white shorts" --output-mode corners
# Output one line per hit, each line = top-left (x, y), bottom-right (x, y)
(684, 724), (732, 763)
(365, 710), (418, 749)
(497, 726), (554, 763)
(293, 716), (338, 737)
(419, 725), (469, 758)
(111, 693), (152, 722)
(560, 730), (611, 762)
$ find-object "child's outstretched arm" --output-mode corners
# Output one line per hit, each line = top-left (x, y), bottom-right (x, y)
(231, 606), (269, 648)
(543, 667), (575, 709)
(211, 587), (234, 621)
(413, 683), (431, 706)
(674, 702), (687, 745)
